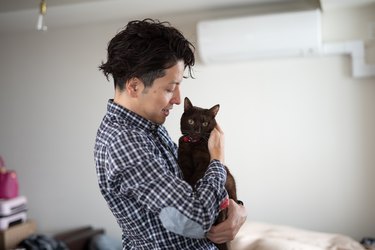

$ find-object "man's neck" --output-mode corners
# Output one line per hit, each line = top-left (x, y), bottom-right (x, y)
(114, 90), (133, 111)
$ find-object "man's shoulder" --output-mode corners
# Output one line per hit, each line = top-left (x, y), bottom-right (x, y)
(96, 116), (154, 146)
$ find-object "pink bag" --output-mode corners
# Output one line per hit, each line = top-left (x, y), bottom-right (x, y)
(0, 156), (19, 199)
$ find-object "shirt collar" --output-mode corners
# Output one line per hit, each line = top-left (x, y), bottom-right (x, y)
(107, 99), (160, 133)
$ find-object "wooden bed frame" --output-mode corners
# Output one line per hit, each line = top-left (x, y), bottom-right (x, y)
(54, 226), (105, 250)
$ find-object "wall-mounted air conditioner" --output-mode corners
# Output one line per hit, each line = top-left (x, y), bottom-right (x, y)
(197, 10), (322, 64)
(197, 9), (375, 77)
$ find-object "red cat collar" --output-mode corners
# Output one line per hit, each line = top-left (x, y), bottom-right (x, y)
(182, 136), (201, 143)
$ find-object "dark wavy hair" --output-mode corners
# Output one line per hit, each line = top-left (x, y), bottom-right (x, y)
(99, 19), (195, 90)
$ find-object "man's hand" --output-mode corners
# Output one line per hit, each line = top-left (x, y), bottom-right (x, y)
(207, 199), (247, 244)
(208, 124), (225, 163)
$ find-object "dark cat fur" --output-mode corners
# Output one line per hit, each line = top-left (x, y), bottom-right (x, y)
(178, 97), (237, 250)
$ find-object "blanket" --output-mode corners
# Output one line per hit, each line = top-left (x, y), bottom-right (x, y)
(230, 222), (365, 250)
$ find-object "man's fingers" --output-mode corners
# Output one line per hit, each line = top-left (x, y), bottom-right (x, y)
(215, 123), (224, 134)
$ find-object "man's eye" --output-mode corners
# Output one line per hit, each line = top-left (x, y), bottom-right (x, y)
(166, 87), (175, 93)
(188, 119), (194, 125)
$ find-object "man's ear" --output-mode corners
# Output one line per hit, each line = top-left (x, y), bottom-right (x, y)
(126, 77), (141, 97)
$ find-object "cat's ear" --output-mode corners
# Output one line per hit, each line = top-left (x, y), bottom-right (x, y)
(184, 97), (193, 111)
(210, 104), (220, 117)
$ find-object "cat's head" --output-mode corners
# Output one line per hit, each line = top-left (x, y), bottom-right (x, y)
(180, 97), (219, 141)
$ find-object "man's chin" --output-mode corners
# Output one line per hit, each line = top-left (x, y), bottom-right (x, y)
(152, 117), (166, 125)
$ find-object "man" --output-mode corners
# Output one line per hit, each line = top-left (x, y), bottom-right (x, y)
(94, 18), (246, 249)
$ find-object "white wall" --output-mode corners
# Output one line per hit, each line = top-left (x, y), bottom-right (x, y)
(0, 3), (374, 241)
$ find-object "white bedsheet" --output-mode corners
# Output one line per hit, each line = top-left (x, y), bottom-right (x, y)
(230, 222), (365, 250)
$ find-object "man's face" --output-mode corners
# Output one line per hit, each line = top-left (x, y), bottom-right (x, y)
(137, 60), (184, 124)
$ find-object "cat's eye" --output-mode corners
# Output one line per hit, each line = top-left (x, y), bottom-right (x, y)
(188, 119), (194, 125)
(202, 122), (208, 127)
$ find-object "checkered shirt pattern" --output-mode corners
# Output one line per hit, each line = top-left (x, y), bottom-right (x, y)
(94, 100), (228, 250)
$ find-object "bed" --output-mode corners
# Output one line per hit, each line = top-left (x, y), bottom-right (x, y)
(230, 221), (366, 250)
(50, 222), (370, 250)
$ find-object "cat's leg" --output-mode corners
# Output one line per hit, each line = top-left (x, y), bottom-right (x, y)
(215, 243), (228, 250)
(213, 209), (229, 250)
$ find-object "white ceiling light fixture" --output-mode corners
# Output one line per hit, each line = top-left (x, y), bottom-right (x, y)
(36, 0), (47, 31)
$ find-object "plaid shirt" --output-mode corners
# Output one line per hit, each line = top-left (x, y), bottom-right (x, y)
(94, 100), (228, 250)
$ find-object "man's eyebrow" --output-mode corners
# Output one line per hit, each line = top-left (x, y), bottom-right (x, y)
(170, 81), (181, 85)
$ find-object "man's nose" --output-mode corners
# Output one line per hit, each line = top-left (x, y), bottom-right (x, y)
(172, 86), (181, 105)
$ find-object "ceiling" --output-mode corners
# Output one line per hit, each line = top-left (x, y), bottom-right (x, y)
(0, 0), (310, 14)
(0, 0), (375, 33)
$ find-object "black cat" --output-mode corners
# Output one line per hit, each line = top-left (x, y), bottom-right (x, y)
(178, 97), (237, 250)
